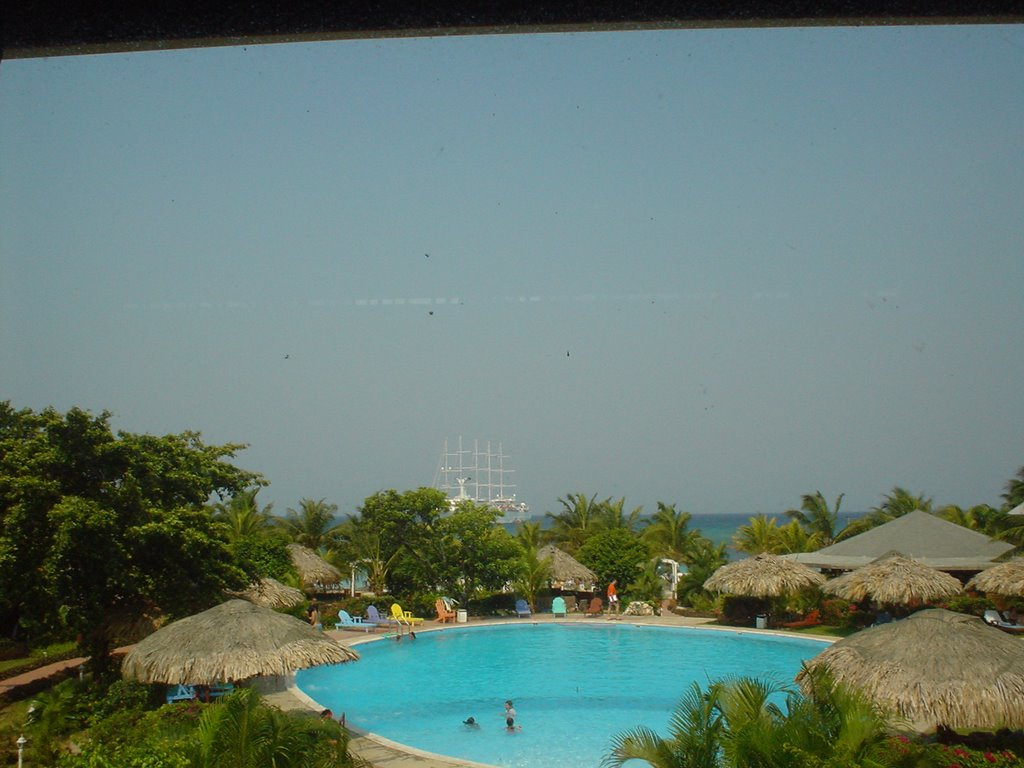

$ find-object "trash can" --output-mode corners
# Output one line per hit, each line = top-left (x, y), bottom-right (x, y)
(755, 614), (767, 629)
(456, 609), (468, 623)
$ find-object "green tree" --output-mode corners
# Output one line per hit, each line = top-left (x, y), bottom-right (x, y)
(732, 514), (783, 555)
(641, 502), (699, 562)
(355, 487), (450, 594)
(188, 687), (368, 768)
(599, 497), (645, 532)
(515, 520), (544, 553)
(211, 488), (275, 542)
(785, 491), (844, 547)
(1003, 465), (1024, 510)
(0, 403), (260, 675)
(546, 492), (604, 553)
(677, 538), (728, 609)
(514, 544), (553, 612)
(836, 487), (932, 541)
(577, 527), (651, 590)
(604, 671), (931, 768)
(431, 502), (522, 604)
(275, 497), (342, 552)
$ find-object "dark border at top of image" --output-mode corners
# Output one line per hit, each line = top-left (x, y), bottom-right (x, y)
(4, 0), (1024, 60)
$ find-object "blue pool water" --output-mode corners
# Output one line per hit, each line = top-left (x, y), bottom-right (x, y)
(297, 623), (827, 767)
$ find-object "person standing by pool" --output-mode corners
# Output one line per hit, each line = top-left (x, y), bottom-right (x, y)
(607, 579), (619, 615)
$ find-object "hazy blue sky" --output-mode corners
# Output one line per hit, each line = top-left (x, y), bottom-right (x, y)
(2, 25), (1022, 518)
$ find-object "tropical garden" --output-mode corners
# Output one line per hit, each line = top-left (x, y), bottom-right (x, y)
(2, 401), (1022, 766)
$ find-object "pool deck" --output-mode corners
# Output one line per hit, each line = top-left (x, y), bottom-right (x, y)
(260, 610), (815, 768)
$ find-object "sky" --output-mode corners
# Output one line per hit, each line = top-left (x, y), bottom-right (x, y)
(2, 24), (1023, 519)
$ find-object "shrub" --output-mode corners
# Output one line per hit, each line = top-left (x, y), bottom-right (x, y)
(940, 594), (997, 616)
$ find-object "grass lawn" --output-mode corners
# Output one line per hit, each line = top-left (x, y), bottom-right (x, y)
(786, 624), (860, 639)
(0, 641), (78, 676)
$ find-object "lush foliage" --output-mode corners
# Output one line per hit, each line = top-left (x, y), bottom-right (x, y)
(577, 527), (652, 588)
(0, 403), (262, 675)
(603, 670), (936, 768)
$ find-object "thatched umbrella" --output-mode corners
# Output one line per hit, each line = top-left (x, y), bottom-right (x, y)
(121, 599), (358, 686)
(287, 543), (343, 590)
(966, 557), (1024, 597)
(537, 544), (598, 589)
(704, 552), (825, 597)
(229, 577), (305, 609)
(823, 551), (962, 606)
(798, 608), (1024, 731)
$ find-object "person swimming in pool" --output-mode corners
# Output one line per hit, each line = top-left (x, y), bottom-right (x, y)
(504, 700), (521, 731)
(463, 716), (480, 728)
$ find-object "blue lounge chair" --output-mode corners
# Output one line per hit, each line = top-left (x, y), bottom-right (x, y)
(166, 684), (196, 703)
(515, 598), (532, 618)
(334, 609), (373, 632)
(552, 596), (567, 617)
(208, 682), (235, 699)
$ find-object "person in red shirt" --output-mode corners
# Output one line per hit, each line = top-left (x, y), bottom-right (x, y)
(607, 579), (619, 615)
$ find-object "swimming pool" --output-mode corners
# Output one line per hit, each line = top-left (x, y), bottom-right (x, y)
(296, 623), (828, 768)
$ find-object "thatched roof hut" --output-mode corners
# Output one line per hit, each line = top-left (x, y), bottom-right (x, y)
(798, 608), (1024, 731)
(229, 577), (305, 609)
(121, 599), (358, 685)
(823, 551), (962, 605)
(536, 545), (598, 589)
(966, 557), (1024, 597)
(704, 552), (825, 597)
(287, 543), (343, 590)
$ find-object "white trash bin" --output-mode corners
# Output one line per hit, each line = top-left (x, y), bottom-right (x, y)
(456, 609), (468, 623)
(755, 614), (767, 629)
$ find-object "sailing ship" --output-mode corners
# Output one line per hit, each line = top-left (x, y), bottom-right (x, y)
(432, 437), (532, 523)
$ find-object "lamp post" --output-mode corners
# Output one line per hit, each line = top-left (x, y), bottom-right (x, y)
(16, 735), (26, 768)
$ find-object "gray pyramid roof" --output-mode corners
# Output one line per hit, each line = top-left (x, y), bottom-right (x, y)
(786, 510), (1014, 571)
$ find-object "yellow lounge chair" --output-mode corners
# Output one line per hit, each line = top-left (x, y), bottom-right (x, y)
(391, 602), (424, 625)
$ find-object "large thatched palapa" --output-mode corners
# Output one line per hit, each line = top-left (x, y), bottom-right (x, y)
(229, 577), (305, 609)
(823, 551), (962, 605)
(704, 552), (825, 597)
(798, 609), (1024, 731)
(287, 543), (343, 590)
(966, 557), (1024, 597)
(121, 599), (358, 686)
(537, 544), (598, 589)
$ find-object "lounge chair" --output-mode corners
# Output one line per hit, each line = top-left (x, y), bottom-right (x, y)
(583, 597), (603, 617)
(391, 603), (424, 626)
(208, 682), (235, 699)
(165, 684), (196, 703)
(366, 604), (399, 628)
(562, 595), (577, 613)
(552, 596), (567, 617)
(334, 609), (373, 632)
(435, 598), (456, 623)
(781, 609), (822, 629)
(515, 598), (532, 618)
(983, 609), (1024, 634)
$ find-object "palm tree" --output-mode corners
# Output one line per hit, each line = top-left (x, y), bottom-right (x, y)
(335, 518), (401, 595)
(210, 488), (274, 542)
(603, 681), (724, 768)
(274, 498), (342, 552)
(604, 671), (928, 768)
(785, 491), (844, 547)
(515, 520), (544, 553)
(732, 514), (783, 555)
(676, 538), (728, 610)
(514, 545), (553, 612)
(188, 687), (367, 768)
(1003, 465), (1024, 510)
(641, 502), (698, 562)
(600, 497), (645, 532)
(546, 492), (603, 553)
(775, 519), (815, 554)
